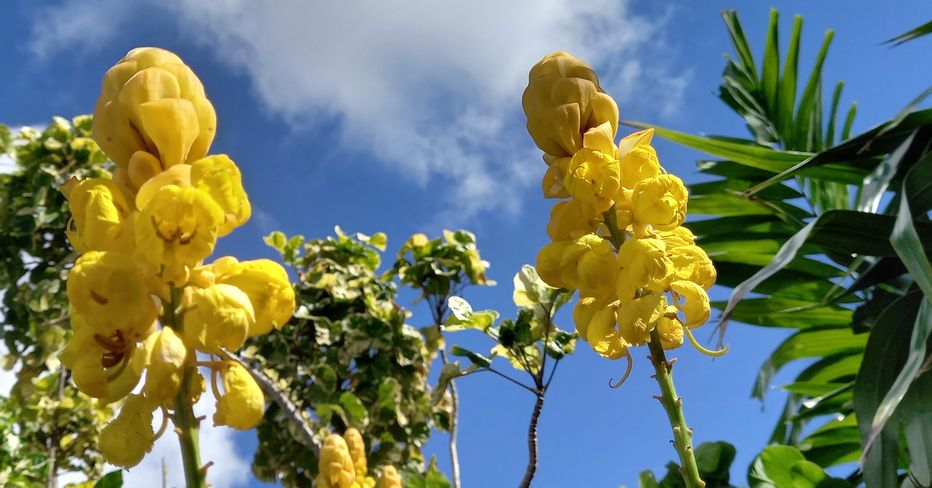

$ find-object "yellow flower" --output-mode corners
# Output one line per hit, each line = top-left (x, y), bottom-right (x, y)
(134, 185), (223, 285)
(670, 280), (711, 328)
(536, 240), (571, 289)
(135, 163), (191, 210)
(618, 144), (661, 190)
(135, 327), (188, 405)
(317, 434), (357, 488)
(60, 314), (143, 401)
(343, 427), (368, 479)
(98, 394), (155, 468)
(183, 284), (255, 353)
(522, 51), (619, 157)
(616, 128), (654, 159)
(93, 47), (216, 170)
(206, 257), (295, 336)
(564, 148), (620, 213)
(668, 244), (716, 290)
(615, 237), (673, 301)
(586, 304), (628, 360)
(617, 292), (665, 346)
(656, 305), (683, 349)
(631, 174), (688, 230)
(566, 234), (617, 298)
(61, 177), (135, 254)
(377, 466), (403, 488)
(573, 295), (605, 340)
(66, 251), (158, 340)
(547, 199), (599, 241)
(190, 155), (252, 236)
(213, 360), (265, 430)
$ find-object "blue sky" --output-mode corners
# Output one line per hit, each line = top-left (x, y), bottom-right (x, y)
(2, 1), (931, 486)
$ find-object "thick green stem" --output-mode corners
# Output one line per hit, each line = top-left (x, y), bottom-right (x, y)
(164, 287), (207, 488)
(647, 328), (704, 488)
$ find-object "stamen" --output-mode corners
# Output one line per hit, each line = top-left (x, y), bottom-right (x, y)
(105, 352), (130, 381)
(683, 324), (728, 357)
(153, 407), (170, 441)
(89, 290), (109, 305)
(609, 348), (634, 388)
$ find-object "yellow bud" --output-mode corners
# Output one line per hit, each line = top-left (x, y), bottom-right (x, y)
(523, 52), (619, 157)
(377, 466), (403, 488)
(213, 360), (265, 430)
(670, 280), (711, 329)
(93, 48), (216, 169)
(190, 154), (252, 236)
(207, 257), (295, 336)
(317, 434), (357, 488)
(98, 394), (155, 468)
(135, 162), (191, 210)
(183, 284), (255, 353)
(127, 150), (163, 191)
(668, 244), (716, 290)
(137, 327), (188, 405)
(67, 251), (158, 340)
(631, 174), (688, 231)
(61, 177), (135, 254)
(573, 296), (603, 340)
(535, 240), (571, 289)
(656, 306), (683, 350)
(343, 427), (368, 479)
(547, 199), (599, 241)
(571, 234), (618, 299)
(587, 305), (627, 360)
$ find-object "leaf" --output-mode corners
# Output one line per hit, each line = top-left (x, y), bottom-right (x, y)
(444, 296), (498, 332)
(264, 231), (287, 253)
(777, 15), (802, 145)
(762, 9), (780, 115)
(339, 392), (369, 426)
(93, 470), (123, 488)
(449, 345), (491, 368)
(891, 161), (932, 302)
(856, 131), (916, 212)
(753, 327), (867, 400)
(722, 10), (759, 82)
(884, 20), (932, 46)
(513, 264), (552, 307)
(853, 291), (922, 488)
(905, 411), (932, 486)
(749, 444), (804, 488)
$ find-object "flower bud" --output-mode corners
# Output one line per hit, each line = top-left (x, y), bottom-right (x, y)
(183, 284), (255, 353)
(631, 174), (688, 230)
(136, 327), (188, 405)
(615, 237), (673, 300)
(98, 394), (155, 468)
(213, 360), (265, 430)
(61, 177), (135, 254)
(547, 199), (599, 241)
(190, 155), (251, 236)
(316, 434), (357, 488)
(670, 280), (711, 328)
(343, 427), (368, 478)
(617, 292), (665, 346)
(206, 257), (295, 336)
(377, 466), (403, 488)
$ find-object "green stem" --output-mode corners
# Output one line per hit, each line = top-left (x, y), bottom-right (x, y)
(647, 328), (705, 488)
(164, 287), (207, 488)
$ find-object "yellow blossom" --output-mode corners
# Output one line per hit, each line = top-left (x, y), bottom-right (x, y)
(213, 360), (265, 430)
(67, 251), (158, 340)
(134, 185), (223, 285)
(522, 51), (619, 157)
(564, 148), (620, 213)
(618, 144), (661, 190)
(547, 199), (599, 241)
(190, 154), (252, 236)
(616, 128), (654, 159)
(206, 257), (295, 336)
(656, 305), (683, 349)
(93, 47), (216, 169)
(670, 280), (711, 328)
(317, 434), (357, 488)
(536, 240), (572, 289)
(541, 155), (571, 198)
(573, 296), (606, 340)
(587, 304), (628, 360)
(61, 177), (135, 254)
(343, 427), (368, 479)
(631, 174), (688, 230)
(668, 244), (716, 290)
(183, 284), (255, 353)
(617, 293), (665, 346)
(615, 237), (673, 301)
(60, 314), (143, 401)
(565, 234), (617, 298)
(98, 394), (155, 468)
(135, 163), (191, 210)
(377, 466), (403, 488)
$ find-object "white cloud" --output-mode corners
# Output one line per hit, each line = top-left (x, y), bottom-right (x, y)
(27, 0), (689, 220)
(27, 0), (133, 60)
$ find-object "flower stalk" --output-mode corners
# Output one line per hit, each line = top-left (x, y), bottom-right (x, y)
(647, 328), (704, 488)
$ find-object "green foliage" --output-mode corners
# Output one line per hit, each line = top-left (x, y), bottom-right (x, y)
(0, 116), (111, 483)
(748, 445), (852, 488)
(247, 228), (437, 486)
(641, 9), (932, 485)
(639, 441), (737, 488)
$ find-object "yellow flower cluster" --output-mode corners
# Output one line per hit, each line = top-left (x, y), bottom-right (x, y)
(523, 52), (717, 361)
(316, 429), (401, 488)
(60, 47), (295, 467)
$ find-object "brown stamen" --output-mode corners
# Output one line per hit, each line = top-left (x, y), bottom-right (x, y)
(89, 290), (109, 305)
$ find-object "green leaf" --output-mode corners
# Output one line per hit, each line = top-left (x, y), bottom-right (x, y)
(884, 20), (932, 46)
(857, 131), (917, 212)
(754, 327), (867, 400)
(777, 15), (803, 145)
(905, 411), (932, 486)
(762, 9), (780, 114)
(449, 345), (491, 368)
(93, 471), (123, 488)
(853, 291), (922, 488)
(513, 264), (553, 307)
(891, 161), (932, 302)
(444, 296), (498, 332)
(339, 391), (369, 426)
(722, 10), (759, 82)
(825, 81), (844, 146)
(794, 29), (834, 151)
(264, 231), (288, 253)
(713, 298), (852, 328)
(749, 444), (804, 488)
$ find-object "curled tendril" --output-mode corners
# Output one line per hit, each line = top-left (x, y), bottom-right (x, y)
(609, 348), (634, 388)
(684, 324), (728, 357)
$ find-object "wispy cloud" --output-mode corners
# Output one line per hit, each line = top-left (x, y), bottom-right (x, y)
(27, 0), (689, 221)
